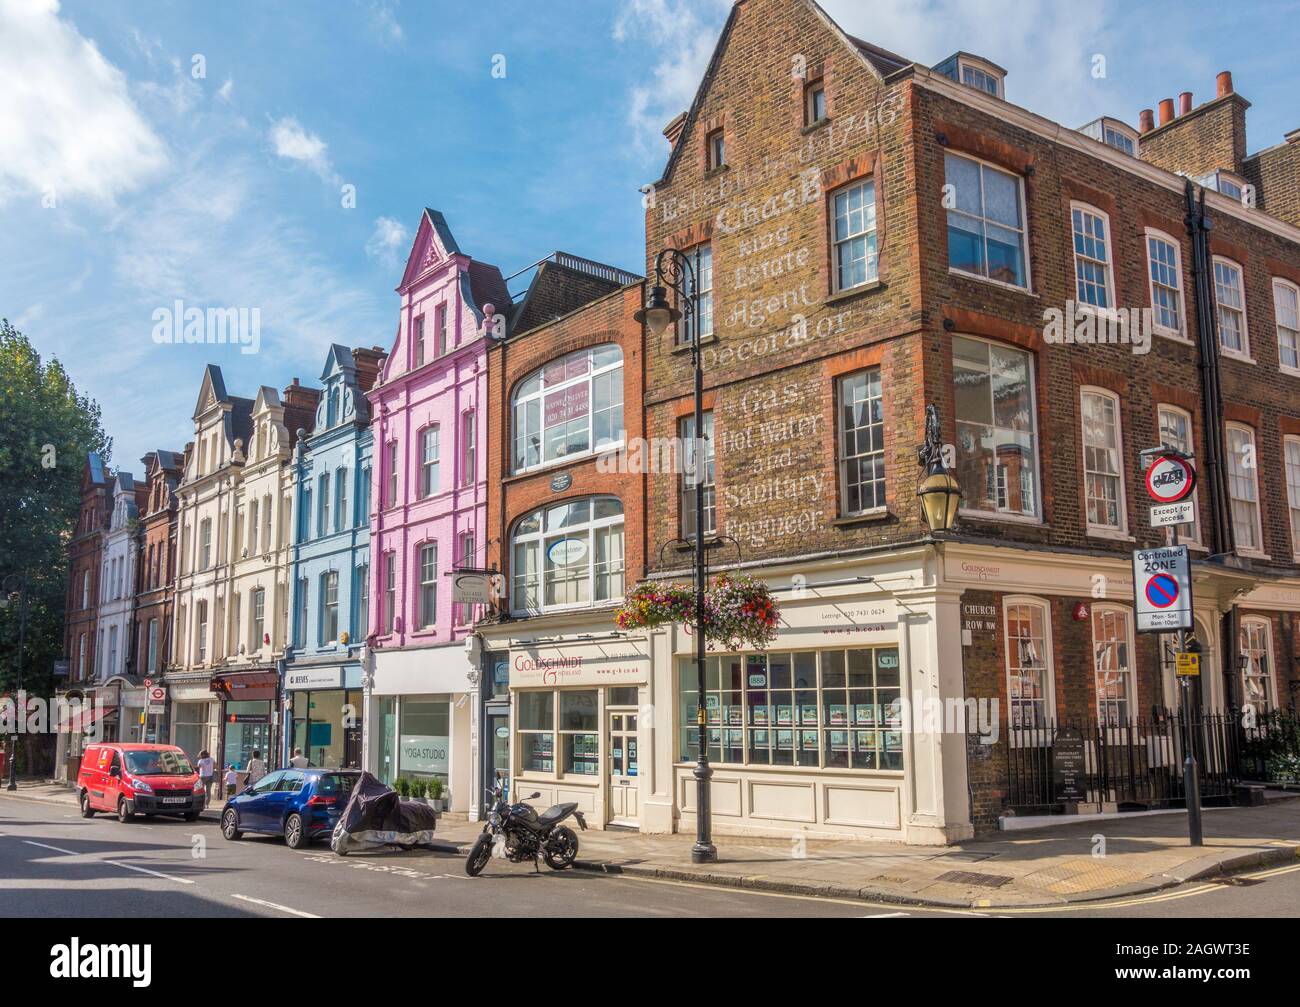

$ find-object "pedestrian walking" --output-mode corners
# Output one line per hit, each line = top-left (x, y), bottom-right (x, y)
(196, 749), (215, 806)
(224, 764), (238, 799)
(246, 750), (267, 786)
(289, 747), (309, 769)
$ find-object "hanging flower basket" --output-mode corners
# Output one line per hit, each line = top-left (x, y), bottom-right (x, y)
(615, 574), (779, 651)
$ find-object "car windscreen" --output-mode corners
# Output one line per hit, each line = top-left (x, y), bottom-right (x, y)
(124, 750), (195, 776)
(315, 774), (358, 796)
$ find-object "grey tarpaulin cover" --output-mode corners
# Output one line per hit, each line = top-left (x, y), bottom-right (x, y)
(330, 771), (439, 854)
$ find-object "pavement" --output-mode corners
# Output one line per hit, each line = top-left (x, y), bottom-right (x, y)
(12, 779), (1300, 909)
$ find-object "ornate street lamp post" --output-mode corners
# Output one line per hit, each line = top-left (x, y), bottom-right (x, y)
(2, 574), (29, 791)
(916, 404), (962, 534)
(635, 249), (717, 864)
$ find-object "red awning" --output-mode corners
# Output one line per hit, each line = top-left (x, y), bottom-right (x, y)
(58, 705), (107, 734)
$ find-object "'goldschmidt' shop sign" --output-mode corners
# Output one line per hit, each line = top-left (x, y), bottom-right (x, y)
(509, 640), (650, 687)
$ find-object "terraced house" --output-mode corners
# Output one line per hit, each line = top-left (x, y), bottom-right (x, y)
(131, 449), (183, 721)
(94, 470), (148, 741)
(218, 380), (318, 773)
(364, 209), (505, 809)
(285, 344), (380, 770)
(625, 0), (1300, 843)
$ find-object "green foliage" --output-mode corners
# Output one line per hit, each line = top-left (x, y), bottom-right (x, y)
(427, 776), (444, 800)
(410, 777), (428, 799)
(394, 776), (411, 797)
(0, 320), (110, 697)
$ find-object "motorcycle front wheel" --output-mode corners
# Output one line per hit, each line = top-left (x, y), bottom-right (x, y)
(543, 826), (579, 870)
(465, 833), (493, 877)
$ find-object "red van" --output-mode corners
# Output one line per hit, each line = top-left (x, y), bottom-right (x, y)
(77, 743), (205, 822)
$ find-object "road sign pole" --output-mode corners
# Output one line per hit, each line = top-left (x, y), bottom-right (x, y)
(1166, 524), (1203, 847)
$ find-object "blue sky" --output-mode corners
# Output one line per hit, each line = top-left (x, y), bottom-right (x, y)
(2, 0), (1297, 472)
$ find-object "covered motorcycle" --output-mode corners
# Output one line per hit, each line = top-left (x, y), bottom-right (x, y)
(330, 771), (439, 855)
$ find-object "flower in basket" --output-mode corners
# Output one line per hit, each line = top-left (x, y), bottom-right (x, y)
(707, 573), (779, 651)
(615, 582), (697, 631)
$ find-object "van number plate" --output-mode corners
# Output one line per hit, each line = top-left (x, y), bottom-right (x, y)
(162, 797), (187, 804)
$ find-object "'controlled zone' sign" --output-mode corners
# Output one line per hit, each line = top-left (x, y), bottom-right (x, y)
(1132, 545), (1193, 633)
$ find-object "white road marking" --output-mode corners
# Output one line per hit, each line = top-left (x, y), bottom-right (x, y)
(104, 860), (194, 885)
(24, 840), (79, 856)
(863, 911), (908, 918)
(232, 894), (320, 918)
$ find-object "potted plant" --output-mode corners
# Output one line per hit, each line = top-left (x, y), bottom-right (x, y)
(428, 776), (447, 811)
(410, 778), (428, 802)
(394, 776), (411, 798)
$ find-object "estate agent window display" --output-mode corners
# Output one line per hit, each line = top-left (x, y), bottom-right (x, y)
(677, 648), (904, 772)
(516, 689), (600, 778)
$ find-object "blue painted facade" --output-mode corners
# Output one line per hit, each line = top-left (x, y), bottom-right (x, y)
(283, 345), (377, 768)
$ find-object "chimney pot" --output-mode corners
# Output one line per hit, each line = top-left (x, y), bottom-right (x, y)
(1178, 91), (1192, 116)
(1158, 98), (1175, 127)
(1139, 108), (1155, 134)
(1216, 71), (1233, 97)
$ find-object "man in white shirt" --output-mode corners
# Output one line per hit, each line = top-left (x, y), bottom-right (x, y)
(246, 749), (267, 785)
(289, 748), (309, 769)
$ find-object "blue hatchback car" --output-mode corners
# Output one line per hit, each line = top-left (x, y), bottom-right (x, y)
(220, 768), (359, 849)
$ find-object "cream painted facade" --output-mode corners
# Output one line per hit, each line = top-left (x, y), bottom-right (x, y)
(224, 388), (296, 671)
(166, 365), (251, 761)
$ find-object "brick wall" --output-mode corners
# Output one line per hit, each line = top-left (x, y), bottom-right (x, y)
(1138, 93), (1249, 178)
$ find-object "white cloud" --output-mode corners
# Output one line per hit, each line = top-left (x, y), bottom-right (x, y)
(613, 0), (730, 157)
(269, 116), (340, 186)
(361, 0), (404, 44)
(0, 0), (167, 205)
(365, 215), (410, 268)
(217, 77), (234, 102)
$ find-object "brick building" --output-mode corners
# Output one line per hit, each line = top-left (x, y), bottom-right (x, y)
(131, 449), (183, 736)
(624, 0), (1300, 841)
(478, 255), (644, 825)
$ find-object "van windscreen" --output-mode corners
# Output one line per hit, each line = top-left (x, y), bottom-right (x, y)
(124, 750), (195, 776)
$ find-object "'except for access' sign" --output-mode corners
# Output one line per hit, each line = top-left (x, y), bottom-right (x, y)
(1132, 545), (1193, 633)
(1149, 499), (1197, 528)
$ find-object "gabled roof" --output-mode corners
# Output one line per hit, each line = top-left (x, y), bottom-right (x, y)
(397, 207), (464, 290)
(229, 396), (255, 450)
(193, 364), (229, 419)
(251, 385), (283, 414)
(320, 343), (358, 383)
(654, 0), (917, 186)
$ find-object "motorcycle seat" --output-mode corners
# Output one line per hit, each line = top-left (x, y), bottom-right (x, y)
(538, 802), (578, 825)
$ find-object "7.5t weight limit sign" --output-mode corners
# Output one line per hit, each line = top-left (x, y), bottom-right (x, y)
(1132, 544), (1193, 633)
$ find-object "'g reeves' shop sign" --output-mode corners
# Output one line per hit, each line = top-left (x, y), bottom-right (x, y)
(510, 647), (649, 687)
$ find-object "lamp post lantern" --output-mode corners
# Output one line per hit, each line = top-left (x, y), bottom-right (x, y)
(916, 404), (962, 534)
(635, 249), (717, 864)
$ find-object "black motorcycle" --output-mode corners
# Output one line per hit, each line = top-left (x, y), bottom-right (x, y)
(465, 775), (587, 876)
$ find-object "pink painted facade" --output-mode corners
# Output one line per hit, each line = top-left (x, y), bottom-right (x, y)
(367, 209), (508, 652)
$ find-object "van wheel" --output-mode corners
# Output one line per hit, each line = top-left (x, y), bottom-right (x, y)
(221, 808), (242, 840)
(117, 797), (135, 823)
(79, 791), (95, 818)
(284, 813), (306, 849)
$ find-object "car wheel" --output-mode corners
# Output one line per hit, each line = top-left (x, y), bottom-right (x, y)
(543, 826), (578, 870)
(117, 797), (135, 823)
(284, 813), (306, 849)
(79, 791), (95, 818)
(221, 807), (243, 840)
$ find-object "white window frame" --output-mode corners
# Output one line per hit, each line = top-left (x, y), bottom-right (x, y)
(1069, 202), (1115, 311)
(418, 542), (438, 630)
(419, 425), (440, 499)
(1239, 616), (1277, 712)
(1213, 256), (1251, 361)
(1156, 404), (1201, 546)
(436, 303), (448, 357)
(836, 368), (886, 516)
(510, 496), (625, 616)
(679, 411), (717, 539)
(953, 334), (1041, 521)
(1226, 422), (1265, 556)
(321, 570), (339, 644)
(1003, 597), (1055, 744)
(1080, 386), (1128, 535)
(383, 550), (396, 636)
(1091, 604), (1136, 728)
(957, 56), (1003, 98)
(511, 345), (625, 473)
(251, 588), (265, 652)
(413, 314), (425, 368)
(677, 244), (713, 344)
(1144, 228), (1188, 341)
(199, 519), (212, 570)
(386, 441), (399, 508)
(460, 410), (476, 487)
(831, 180), (879, 293)
(1273, 277), (1300, 376)
(1284, 434), (1300, 562)
(944, 150), (1031, 292)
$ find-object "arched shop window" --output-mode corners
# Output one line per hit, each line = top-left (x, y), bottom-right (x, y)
(511, 344), (623, 473)
(510, 496), (624, 615)
(1092, 605), (1135, 727)
(1239, 616), (1276, 712)
(1003, 598), (1053, 731)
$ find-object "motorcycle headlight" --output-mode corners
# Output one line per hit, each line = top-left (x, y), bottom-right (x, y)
(490, 812), (502, 828)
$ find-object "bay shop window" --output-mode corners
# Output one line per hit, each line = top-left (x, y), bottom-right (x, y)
(512, 345), (624, 472)
(511, 496), (625, 615)
(677, 648), (903, 771)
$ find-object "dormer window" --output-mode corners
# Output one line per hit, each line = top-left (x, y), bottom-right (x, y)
(1195, 169), (1246, 200)
(1079, 117), (1138, 157)
(934, 53), (1006, 100)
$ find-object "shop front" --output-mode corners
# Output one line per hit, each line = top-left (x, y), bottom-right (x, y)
(503, 630), (651, 831)
(366, 641), (475, 812)
(166, 676), (220, 763)
(285, 664), (364, 769)
(209, 670), (279, 773)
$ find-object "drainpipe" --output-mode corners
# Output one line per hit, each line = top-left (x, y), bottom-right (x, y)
(1184, 178), (1239, 706)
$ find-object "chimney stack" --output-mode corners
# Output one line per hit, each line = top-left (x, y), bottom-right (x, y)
(1158, 98), (1175, 127)
(1178, 91), (1193, 116)
(1139, 108), (1155, 134)
(1216, 70), (1233, 97)
(351, 346), (386, 392)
